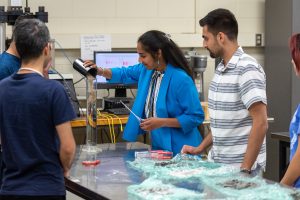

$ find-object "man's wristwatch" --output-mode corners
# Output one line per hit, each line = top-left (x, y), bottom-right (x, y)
(240, 168), (251, 174)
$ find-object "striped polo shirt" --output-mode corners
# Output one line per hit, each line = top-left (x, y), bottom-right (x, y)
(208, 47), (267, 170)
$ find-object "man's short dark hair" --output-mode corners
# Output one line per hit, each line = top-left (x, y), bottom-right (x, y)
(199, 8), (238, 41)
(11, 14), (36, 41)
(13, 18), (50, 61)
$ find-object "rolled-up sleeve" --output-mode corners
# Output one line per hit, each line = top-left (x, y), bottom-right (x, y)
(108, 63), (143, 84)
(175, 77), (204, 134)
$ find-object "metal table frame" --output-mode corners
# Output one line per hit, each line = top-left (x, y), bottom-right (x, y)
(271, 131), (290, 180)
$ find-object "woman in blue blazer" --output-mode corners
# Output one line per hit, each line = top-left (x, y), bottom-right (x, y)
(280, 33), (300, 188)
(85, 30), (204, 155)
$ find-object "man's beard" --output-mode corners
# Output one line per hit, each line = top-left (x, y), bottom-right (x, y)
(207, 47), (222, 59)
(208, 49), (217, 58)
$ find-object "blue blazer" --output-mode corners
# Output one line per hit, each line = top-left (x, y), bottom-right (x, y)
(108, 63), (204, 155)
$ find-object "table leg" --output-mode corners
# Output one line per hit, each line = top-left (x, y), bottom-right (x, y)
(279, 141), (289, 180)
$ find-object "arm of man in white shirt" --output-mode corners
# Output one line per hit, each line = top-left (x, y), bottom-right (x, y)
(240, 101), (268, 171)
(181, 131), (213, 155)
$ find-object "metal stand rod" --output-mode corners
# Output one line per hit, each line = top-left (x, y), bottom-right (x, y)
(82, 75), (101, 153)
(195, 72), (204, 101)
(0, 23), (6, 53)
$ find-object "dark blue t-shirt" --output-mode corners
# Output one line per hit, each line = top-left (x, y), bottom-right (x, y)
(0, 52), (21, 81)
(0, 73), (76, 196)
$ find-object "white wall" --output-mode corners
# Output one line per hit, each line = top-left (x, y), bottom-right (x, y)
(1, 0), (266, 99)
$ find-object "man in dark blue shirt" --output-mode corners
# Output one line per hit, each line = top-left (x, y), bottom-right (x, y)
(0, 18), (76, 200)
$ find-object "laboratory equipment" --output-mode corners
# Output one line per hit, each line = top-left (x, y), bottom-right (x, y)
(94, 51), (139, 97)
(73, 59), (101, 153)
(0, 1), (48, 53)
(73, 58), (97, 78)
(103, 97), (133, 114)
(190, 55), (207, 101)
(49, 73), (80, 117)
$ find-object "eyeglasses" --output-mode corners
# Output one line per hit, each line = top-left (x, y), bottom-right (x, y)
(47, 42), (52, 51)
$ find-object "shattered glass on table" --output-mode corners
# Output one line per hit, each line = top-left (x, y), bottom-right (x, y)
(218, 178), (258, 190)
(127, 153), (300, 200)
(128, 153), (238, 179)
(197, 170), (300, 200)
(127, 177), (206, 200)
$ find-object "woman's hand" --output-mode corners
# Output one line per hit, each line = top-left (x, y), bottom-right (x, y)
(140, 117), (164, 131)
(83, 60), (97, 68)
(84, 60), (107, 77)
